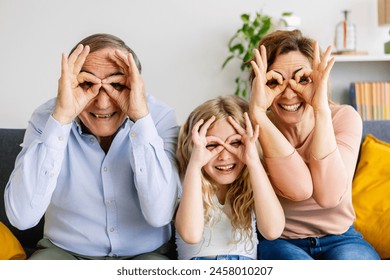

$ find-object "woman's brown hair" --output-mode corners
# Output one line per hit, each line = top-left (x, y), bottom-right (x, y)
(249, 29), (333, 101)
(249, 29), (314, 82)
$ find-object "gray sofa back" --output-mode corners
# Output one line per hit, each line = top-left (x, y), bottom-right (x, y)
(362, 120), (390, 143)
(0, 128), (44, 256)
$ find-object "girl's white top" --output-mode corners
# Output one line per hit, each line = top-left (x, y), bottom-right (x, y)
(176, 194), (257, 260)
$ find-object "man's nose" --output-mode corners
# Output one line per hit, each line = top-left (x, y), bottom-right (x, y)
(94, 89), (111, 109)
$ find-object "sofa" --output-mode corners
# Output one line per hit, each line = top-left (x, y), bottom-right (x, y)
(1, 120), (390, 259)
(0, 129), (44, 258)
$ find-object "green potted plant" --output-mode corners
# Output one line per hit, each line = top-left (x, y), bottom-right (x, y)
(222, 11), (273, 98)
(223, 11), (293, 98)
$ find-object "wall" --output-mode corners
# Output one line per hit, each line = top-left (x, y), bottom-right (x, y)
(0, 0), (388, 128)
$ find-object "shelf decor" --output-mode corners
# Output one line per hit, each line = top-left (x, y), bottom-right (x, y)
(378, 0), (390, 54)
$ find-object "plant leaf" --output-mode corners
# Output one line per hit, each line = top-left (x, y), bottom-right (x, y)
(258, 17), (272, 36)
(224, 10), (276, 99)
(229, 44), (244, 54)
(241, 14), (250, 23)
(222, 55), (234, 69)
(243, 51), (254, 63)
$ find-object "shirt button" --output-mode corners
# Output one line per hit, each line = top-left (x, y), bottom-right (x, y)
(109, 227), (115, 232)
(58, 136), (64, 141)
(106, 199), (112, 205)
(130, 131), (136, 137)
(89, 137), (95, 142)
(103, 166), (108, 172)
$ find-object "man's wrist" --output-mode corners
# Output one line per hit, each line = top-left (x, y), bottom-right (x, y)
(128, 109), (149, 123)
(52, 111), (73, 125)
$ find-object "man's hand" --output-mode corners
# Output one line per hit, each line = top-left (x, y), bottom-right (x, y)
(53, 44), (101, 125)
(102, 50), (148, 122)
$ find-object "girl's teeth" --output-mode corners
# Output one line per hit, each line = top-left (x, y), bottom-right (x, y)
(216, 164), (234, 171)
(280, 103), (301, 112)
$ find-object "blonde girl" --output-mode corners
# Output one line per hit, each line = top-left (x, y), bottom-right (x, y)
(175, 95), (284, 260)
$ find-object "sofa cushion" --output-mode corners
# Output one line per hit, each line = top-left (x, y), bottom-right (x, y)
(0, 221), (26, 260)
(352, 134), (390, 259)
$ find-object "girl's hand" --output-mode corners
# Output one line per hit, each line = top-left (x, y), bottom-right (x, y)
(225, 112), (260, 166)
(102, 49), (148, 122)
(250, 45), (288, 118)
(289, 42), (335, 112)
(190, 116), (224, 169)
(53, 44), (102, 125)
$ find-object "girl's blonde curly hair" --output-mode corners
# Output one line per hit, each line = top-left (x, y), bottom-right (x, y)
(176, 95), (261, 245)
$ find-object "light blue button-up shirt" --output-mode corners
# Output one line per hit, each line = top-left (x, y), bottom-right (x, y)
(5, 95), (180, 257)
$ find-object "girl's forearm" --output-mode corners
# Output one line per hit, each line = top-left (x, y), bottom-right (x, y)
(248, 162), (285, 240)
(175, 162), (204, 244)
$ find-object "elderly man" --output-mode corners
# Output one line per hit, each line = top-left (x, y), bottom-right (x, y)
(4, 33), (180, 260)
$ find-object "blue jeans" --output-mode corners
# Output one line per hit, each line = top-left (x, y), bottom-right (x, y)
(258, 226), (380, 260)
(192, 255), (254, 260)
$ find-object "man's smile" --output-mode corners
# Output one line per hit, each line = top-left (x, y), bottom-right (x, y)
(90, 112), (116, 119)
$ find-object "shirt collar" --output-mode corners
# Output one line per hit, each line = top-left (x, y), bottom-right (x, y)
(73, 116), (130, 136)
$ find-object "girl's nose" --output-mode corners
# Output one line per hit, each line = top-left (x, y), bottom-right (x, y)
(217, 147), (231, 161)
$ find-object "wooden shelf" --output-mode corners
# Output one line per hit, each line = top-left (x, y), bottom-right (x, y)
(334, 54), (390, 62)
(331, 55), (390, 106)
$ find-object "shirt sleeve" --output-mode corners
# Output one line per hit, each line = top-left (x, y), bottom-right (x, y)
(265, 150), (313, 201)
(309, 106), (362, 206)
(129, 102), (181, 227)
(4, 114), (71, 230)
(265, 105), (362, 205)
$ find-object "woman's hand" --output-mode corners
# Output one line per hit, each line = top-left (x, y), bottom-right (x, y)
(53, 44), (102, 125)
(289, 42), (335, 112)
(225, 112), (260, 166)
(250, 45), (287, 119)
(190, 116), (224, 169)
(102, 49), (148, 122)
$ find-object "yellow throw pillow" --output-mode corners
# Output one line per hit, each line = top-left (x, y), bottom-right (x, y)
(352, 134), (390, 259)
(0, 221), (26, 260)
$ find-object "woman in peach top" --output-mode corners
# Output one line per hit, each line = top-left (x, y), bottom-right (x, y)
(249, 29), (379, 260)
